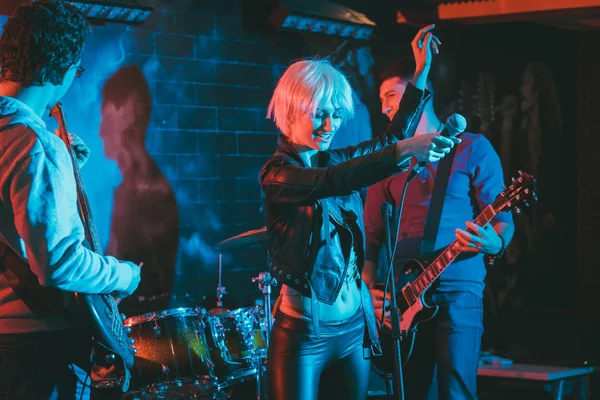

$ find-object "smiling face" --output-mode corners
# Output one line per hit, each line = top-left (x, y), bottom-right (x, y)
(267, 59), (354, 151)
(379, 76), (408, 122)
(289, 99), (343, 152)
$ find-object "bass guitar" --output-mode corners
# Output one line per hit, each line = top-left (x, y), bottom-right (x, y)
(372, 171), (537, 375)
(49, 103), (135, 391)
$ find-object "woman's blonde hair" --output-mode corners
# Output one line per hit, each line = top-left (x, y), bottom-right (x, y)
(267, 59), (354, 136)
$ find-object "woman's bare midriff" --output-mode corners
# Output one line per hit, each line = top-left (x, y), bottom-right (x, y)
(276, 281), (361, 321)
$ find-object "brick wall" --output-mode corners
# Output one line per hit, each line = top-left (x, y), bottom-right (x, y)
(137, 1), (298, 228)
(78, 0), (307, 308)
(143, 1), (308, 307)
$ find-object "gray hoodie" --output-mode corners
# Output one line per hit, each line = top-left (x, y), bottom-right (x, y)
(0, 96), (135, 333)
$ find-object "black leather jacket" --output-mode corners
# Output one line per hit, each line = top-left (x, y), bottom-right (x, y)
(260, 83), (431, 305)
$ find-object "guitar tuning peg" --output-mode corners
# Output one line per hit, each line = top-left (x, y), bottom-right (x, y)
(515, 207), (521, 214)
(511, 177), (516, 183)
(524, 201), (530, 208)
(533, 193), (539, 201)
(518, 177), (523, 183)
(515, 195), (521, 201)
(524, 189), (530, 194)
(518, 169), (523, 175)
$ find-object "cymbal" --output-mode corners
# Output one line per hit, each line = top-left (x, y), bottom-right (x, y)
(215, 226), (267, 250)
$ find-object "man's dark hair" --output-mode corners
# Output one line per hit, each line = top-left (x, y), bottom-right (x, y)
(0, 0), (88, 85)
(379, 57), (416, 85)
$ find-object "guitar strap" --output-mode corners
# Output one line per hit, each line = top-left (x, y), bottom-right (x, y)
(420, 146), (458, 254)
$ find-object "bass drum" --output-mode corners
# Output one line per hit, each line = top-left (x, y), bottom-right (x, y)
(123, 307), (217, 399)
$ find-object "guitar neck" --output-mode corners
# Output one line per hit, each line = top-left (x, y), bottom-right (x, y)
(50, 104), (103, 255)
(409, 204), (498, 297)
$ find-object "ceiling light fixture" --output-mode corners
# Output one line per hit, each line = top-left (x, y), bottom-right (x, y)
(67, 0), (153, 25)
(269, 0), (376, 40)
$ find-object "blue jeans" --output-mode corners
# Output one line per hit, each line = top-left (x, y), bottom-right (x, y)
(402, 291), (484, 400)
(0, 329), (91, 399)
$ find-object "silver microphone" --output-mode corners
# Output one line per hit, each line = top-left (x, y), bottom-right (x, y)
(406, 113), (467, 181)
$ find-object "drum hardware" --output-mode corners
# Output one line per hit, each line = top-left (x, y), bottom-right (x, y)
(212, 226), (268, 313)
(204, 307), (267, 379)
(252, 271), (277, 347)
(252, 269), (275, 400)
(94, 304), (270, 399)
(94, 228), (273, 399)
(212, 226), (273, 400)
(210, 253), (230, 315)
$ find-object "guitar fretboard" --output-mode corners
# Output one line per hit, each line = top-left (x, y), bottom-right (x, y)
(408, 204), (498, 297)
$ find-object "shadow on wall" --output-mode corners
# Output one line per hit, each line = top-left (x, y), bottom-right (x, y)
(99, 65), (179, 315)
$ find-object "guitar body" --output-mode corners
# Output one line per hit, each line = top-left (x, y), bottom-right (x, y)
(371, 171), (538, 377)
(77, 293), (134, 368)
(371, 258), (439, 375)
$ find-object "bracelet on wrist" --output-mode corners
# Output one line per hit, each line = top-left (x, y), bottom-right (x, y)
(487, 235), (506, 266)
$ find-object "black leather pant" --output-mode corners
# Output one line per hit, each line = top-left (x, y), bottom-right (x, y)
(267, 308), (370, 400)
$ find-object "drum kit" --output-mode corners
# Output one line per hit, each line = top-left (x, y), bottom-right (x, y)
(93, 227), (275, 400)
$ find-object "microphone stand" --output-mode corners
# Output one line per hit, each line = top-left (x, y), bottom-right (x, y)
(378, 125), (460, 397)
(381, 202), (404, 400)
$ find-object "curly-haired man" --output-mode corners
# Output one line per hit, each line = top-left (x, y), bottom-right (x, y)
(0, 1), (141, 398)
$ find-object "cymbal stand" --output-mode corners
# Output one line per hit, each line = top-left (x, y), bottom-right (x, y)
(252, 271), (277, 400)
(252, 272), (277, 344)
(216, 253), (227, 309)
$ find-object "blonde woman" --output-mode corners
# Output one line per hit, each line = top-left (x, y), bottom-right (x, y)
(260, 25), (458, 400)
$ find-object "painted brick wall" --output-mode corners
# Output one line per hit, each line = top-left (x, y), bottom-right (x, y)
(78, 0), (307, 309)
(138, 1), (306, 306)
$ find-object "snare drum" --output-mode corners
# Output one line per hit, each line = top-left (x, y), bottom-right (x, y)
(123, 307), (216, 398)
(204, 306), (267, 386)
